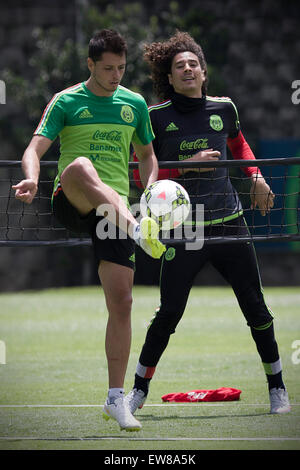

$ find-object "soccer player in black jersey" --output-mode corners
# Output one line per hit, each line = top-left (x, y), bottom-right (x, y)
(126, 31), (291, 415)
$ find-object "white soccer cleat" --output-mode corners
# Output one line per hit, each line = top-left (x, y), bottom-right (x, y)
(103, 397), (142, 431)
(125, 388), (147, 414)
(269, 388), (291, 414)
(139, 217), (166, 259)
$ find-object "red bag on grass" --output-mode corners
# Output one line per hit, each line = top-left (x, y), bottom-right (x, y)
(161, 387), (241, 402)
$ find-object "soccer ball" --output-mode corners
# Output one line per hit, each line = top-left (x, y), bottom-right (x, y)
(140, 179), (190, 231)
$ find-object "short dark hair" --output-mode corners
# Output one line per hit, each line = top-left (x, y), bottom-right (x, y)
(88, 29), (127, 62)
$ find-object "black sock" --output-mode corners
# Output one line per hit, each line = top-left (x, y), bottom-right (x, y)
(266, 371), (285, 391)
(134, 373), (151, 395)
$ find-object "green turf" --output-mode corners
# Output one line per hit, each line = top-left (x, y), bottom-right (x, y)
(0, 286), (299, 451)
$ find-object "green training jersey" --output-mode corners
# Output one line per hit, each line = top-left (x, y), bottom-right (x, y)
(34, 82), (154, 198)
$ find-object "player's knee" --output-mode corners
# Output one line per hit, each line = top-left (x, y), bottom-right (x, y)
(148, 307), (182, 336)
(121, 292), (133, 311)
(245, 309), (273, 328)
(61, 156), (94, 184)
(147, 321), (175, 341)
(109, 289), (133, 314)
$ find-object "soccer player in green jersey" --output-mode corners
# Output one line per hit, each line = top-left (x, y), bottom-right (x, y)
(13, 29), (165, 432)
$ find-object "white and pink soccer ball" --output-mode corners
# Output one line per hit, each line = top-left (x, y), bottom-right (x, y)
(140, 179), (190, 231)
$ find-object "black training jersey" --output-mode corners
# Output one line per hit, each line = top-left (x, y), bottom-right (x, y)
(149, 95), (243, 224)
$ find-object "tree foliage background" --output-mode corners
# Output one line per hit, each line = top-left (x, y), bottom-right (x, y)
(1, 0), (298, 157)
(1, 0), (229, 156)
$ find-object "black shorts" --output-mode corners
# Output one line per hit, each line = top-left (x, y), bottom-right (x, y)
(52, 183), (135, 270)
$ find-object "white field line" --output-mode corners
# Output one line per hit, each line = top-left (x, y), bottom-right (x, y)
(1, 404), (299, 442)
(0, 403), (300, 408)
(0, 436), (299, 442)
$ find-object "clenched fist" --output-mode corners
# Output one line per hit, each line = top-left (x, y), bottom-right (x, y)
(12, 179), (38, 204)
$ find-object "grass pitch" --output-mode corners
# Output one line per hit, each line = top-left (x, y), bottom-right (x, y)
(0, 285), (299, 451)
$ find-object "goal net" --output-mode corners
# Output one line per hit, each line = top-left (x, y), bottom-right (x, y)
(0, 158), (299, 247)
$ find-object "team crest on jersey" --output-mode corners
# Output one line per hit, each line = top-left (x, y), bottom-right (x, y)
(165, 247), (176, 261)
(209, 114), (223, 131)
(121, 105), (134, 123)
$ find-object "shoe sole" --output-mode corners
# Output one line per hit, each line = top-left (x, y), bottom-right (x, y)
(141, 217), (159, 238)
(102, 409), (142, 432)
(140, 218), (166, 259)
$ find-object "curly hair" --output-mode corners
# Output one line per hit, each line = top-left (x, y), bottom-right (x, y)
(143, 31), (208, 101)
